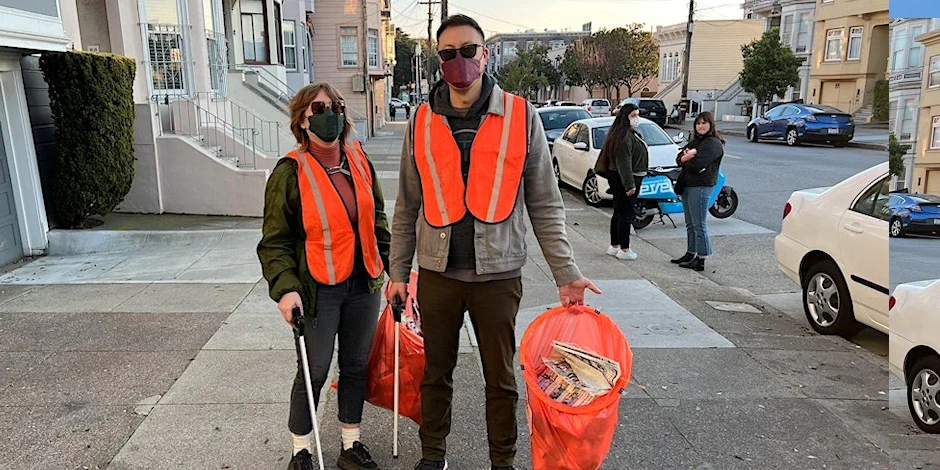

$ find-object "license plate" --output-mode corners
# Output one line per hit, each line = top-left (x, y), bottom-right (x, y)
(934, 219), (940, 225)
(650, 112), (657, 116)
(828, 128), (839, 134)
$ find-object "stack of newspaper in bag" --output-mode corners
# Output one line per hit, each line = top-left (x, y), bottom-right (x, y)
(536, 341), (622, 407)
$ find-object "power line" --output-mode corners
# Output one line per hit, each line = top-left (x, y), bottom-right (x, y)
(447, 0), (542, 32)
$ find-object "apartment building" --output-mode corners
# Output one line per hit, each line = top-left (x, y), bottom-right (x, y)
(654, 20), (765, 117)
(485, 28), (591, 76)
(743, 0), (816, 102)
(912, 28), (940, 195)
(0, 0), (77, 265)
(889, 18), (940, 190)
(807, 0), (889, 115)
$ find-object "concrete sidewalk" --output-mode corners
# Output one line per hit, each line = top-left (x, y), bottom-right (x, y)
(1, 124), (935, 469)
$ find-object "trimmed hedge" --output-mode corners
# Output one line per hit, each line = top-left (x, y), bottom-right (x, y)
(872, 79), (888, 123)
(39, 51), (136, 228)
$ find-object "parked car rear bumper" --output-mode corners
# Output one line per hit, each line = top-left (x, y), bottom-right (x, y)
(799, 124), (855, 142)
(774, 233), (806, 286)
(904, 215), (940, 233)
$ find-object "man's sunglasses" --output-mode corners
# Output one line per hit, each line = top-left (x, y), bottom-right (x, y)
(310, 101), (345, 115)
(438, 44), (482, 62)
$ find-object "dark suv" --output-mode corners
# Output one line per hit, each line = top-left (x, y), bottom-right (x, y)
(614, 98), (668, 127)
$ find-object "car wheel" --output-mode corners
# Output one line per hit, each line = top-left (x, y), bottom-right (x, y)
(890, 218), (906, 238)
(786, 128), (801, 146)
(747, 125), (759, 143)
(552, 158), (562, 187)
(908, 354), (940, 434)
(582, 173), (603, 207)
(832, 141), (847, 148)
(801, 259), (862, 338)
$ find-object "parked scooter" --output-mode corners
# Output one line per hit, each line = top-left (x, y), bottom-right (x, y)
(632, 167), (739, 229)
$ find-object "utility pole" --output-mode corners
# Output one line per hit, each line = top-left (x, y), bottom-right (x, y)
(679, 0), (694, 124)
(441, 0), (447, 20)
(419, 0), (441, 91)
(362, 0), (374, 136)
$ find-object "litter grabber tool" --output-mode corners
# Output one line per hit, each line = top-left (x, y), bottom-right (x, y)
(292, 307), (325, 470)
(390, 297), (405, 459)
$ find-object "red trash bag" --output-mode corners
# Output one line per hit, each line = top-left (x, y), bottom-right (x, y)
(332, 271), (424, 424)
(520, 305), (633, 470)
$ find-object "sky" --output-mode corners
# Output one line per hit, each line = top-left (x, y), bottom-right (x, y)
(391, 0), (746, 40)
(890, 0), (940, 19)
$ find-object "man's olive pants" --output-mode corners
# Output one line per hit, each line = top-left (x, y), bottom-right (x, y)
(417, 268), (523, 467)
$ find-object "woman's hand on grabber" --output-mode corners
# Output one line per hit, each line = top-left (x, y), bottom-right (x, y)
(278, 291), (303, 327)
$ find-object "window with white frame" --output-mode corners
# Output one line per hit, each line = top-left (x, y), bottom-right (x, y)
(241, 0), (268, 63)
(932, 116), (940, 149)
(889, 99), (899, 132)
(550, 40), (565, 49)
(341, 27), (358, 67)
(847, 27), (863, 60)
(892, 26), (907, 71)
(781, 15), (793, 48)
(283, 21), (297, 70)
(368, 28), (379, 68)
(909, 25), (925, 68)
(505, 41), (517, 57)
(825, 29), (843, 61)
(796, 13), (810, 52)
(930, 55), (940, 88)
(901, 98), (917, 141)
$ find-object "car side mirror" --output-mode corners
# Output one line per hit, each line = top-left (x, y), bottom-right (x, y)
(574, 142), (588, 151)
(674, 132), (685, 143)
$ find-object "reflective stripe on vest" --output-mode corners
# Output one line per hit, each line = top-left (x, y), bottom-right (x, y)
(285, 141), (383, 285)
(413, 92), (528, 228)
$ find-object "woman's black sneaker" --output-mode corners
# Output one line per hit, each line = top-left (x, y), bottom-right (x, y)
(679, 255), (705, 272)
(338, 442), (379, 470)
(671, 252), (694, 264)
(414, 458), (448, 470)
(288, 449), (315, 470)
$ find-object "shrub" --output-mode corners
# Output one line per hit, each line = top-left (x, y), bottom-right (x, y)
(39, 51), (136, 228)
(872, 79), (888, 123)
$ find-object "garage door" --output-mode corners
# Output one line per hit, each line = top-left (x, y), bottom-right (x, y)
(820, 81), (854, 112)
(0, 118), (23, 266)
(926, 170), (940, 196)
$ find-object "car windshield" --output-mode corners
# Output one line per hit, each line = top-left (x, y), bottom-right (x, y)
(593, 123), (674, 148)
(638, 100), (665, 111)
(592, 100), (609, 107)
(540, 109), (592, 130)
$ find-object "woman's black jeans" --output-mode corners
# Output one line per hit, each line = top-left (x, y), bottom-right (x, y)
(288, 273), (381, 434)
(609, 172), (645, 249)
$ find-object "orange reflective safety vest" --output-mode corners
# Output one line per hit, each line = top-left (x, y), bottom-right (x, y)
(413, 91), (528, 228)
(283, 141), (383, 285)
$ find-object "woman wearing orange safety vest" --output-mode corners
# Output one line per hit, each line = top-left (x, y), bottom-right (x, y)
(257, 82), (390, 470)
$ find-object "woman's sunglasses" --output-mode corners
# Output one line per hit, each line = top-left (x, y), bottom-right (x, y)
(310, 101), (345, 115)
(438, 44), (482, 62)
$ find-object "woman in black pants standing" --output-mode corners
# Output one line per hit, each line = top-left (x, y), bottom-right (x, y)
(595, 104), (648, 261)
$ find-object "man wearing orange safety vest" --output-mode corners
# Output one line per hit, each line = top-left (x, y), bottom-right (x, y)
(387, 14), (601, 470)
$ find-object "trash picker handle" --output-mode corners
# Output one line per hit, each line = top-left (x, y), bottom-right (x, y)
(291, 307), (304, 338)
(392, 298), (404, 324)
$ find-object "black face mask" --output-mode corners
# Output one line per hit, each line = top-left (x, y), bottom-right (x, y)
(307, 109), (345, 143)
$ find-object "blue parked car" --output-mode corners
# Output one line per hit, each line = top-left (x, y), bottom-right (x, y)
(889, 193), (940, 237)
(746, 103), (855, 147)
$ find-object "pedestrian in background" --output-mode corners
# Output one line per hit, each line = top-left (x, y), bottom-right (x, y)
(594, 103), (648, 261)
(387, 14), (600, 470)
(671, 111), (725, 272)
(258, 82), (390, 470)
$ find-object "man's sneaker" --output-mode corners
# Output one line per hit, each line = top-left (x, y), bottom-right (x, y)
(615, 248), (638, 260)
(414, 458), (448, 470)
(337, 442), (379, 470)
(606, 245), (620, 256)
(288, 449), (315, 470)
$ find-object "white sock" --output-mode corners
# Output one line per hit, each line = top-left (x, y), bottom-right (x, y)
(342, 426), (360, 450)
(292, 433), (311, 455)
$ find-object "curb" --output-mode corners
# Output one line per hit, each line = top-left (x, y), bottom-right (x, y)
(719, 129), (887, 151)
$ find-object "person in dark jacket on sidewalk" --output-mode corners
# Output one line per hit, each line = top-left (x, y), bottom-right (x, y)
(386, 14), (601, 470)
(257, 82), (390, 470)
(594, 103), (648, 261)
(671, 111), (725, 272)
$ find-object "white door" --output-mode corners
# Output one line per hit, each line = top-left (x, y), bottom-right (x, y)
(573, 125), (593, 182)
(0, 115), (23, 266)
(555, 124), (581, 185)
(838, 175), (890, 331)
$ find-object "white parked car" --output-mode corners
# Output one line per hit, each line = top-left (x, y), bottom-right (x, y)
(774, 162), (889, 337)
(389, 98), (407, 109)
(551, 116), (684, 206)
(581, 98), (611, 117)
(889, 279), (940, 434)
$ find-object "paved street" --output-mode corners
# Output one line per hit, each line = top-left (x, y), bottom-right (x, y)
(1, 122), (937, 469)
(890, 236), (940, 292)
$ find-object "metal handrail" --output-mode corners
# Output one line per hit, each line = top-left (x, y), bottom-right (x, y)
(152, 93), (258, 169)
(238, 64), (296, 103)
(193, 91), (284, 158)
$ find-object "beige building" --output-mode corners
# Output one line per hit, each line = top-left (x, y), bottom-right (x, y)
(912, 29), (940, 195)
(311, 0), (390, 135)
(807, 0), (889, 114)
(654, 20), (765, 115)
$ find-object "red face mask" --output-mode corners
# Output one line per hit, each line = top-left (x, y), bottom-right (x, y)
(441, 55), (482, 89)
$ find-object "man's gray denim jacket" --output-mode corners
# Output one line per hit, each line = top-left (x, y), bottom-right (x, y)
(389, 83), (583, 287)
